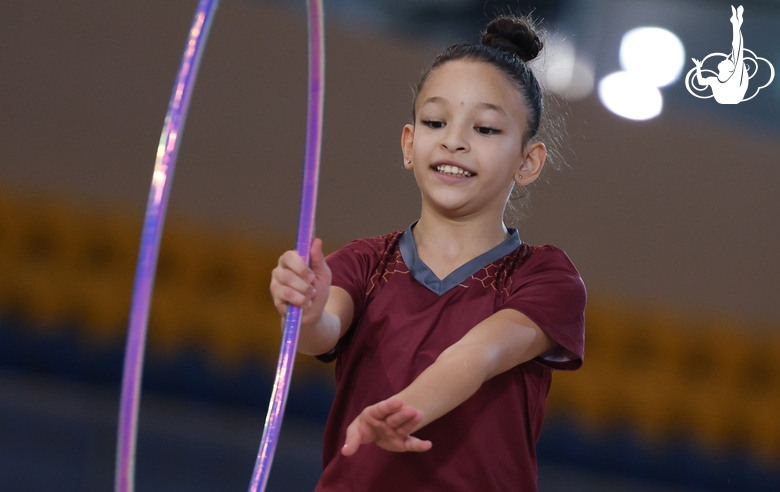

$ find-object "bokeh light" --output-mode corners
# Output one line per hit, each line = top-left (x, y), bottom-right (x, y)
(533, 37), (595, 100)
(619, 27), (686, 88)
(598, 71), (663, 120)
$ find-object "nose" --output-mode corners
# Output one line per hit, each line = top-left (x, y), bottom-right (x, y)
(440, 123), (469, 153)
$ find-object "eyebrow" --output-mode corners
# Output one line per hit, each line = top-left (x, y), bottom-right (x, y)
(420, 97), (507, 115)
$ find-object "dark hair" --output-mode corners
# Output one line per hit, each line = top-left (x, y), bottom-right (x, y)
(412, 14), (545, 145)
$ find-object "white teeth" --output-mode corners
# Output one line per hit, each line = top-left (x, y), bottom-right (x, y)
(436, 165), (472, 177)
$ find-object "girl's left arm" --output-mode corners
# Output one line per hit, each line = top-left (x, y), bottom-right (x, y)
(341, 309), (556, 456)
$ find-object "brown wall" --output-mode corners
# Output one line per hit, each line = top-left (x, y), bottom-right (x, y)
(1, 0), (778, 322)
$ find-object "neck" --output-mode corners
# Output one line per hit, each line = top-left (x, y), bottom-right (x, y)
(413, 208), (510, 263)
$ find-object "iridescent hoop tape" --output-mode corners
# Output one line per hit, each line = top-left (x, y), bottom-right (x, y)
(114, 1), (325, 491)
(248, 0), (325, 490)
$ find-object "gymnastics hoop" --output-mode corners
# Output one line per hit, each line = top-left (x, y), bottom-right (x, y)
(113, 1), (325, 491)
(248, 0), (325, 490)
(115, 1), (220, 490)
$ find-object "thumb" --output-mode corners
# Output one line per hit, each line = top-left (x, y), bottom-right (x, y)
(310, 238), (329, 276)
(342, 420), (367, 457)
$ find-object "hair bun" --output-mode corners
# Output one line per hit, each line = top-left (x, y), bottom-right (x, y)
(481, 15), (543, 63)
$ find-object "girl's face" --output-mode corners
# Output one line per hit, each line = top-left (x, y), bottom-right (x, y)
(402, 60), (545, 222)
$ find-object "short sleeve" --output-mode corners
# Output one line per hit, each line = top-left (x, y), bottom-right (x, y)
(326, 239), (380, 321)
(315, 239), (377, 362)
(501, 246), (586, 370)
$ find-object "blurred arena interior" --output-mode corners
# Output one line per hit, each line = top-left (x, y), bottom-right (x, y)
(1, 0), (779, 490)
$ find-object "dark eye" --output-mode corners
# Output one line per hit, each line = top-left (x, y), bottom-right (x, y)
(421, 120), (444, 129)
(476, 126), (500, 136)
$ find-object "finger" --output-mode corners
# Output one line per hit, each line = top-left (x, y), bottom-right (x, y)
(278, 250), (315, 283)
(271, 280), (313, 308)
(341, 430), (359, 456)
(342, 420), (371, 457)
(384, 406), (421, 429)
(367, 398), (404, 420)
(341, 443), (358, 456)
(404, 436), (433, 453)
(272, 296), (289, 315)
(271, 270), (314, 302)
(274, 267), (316, 298)
(389, 409), (424, 436)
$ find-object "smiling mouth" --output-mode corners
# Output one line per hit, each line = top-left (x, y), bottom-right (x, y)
(434, 164), (474, 177)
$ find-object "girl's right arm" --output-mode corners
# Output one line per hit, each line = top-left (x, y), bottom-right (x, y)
(270, 238), (354, 356)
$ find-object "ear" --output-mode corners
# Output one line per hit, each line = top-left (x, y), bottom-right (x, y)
(401, 124), (414, 170)
(514, 141), (546, 186)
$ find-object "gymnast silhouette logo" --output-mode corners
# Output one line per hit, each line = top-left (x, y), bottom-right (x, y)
(685, 5), (774, 104)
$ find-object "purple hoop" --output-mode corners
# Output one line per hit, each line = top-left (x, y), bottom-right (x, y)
(247, 1), (326, 490)
(114, 1), (220, 491)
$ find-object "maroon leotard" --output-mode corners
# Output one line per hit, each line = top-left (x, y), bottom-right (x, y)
(315, 225), (586, 491)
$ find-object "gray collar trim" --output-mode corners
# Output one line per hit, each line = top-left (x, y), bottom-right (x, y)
(399, 221), (522, 296)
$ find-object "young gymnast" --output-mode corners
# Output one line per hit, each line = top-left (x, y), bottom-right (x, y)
(270, 14), (586, 491)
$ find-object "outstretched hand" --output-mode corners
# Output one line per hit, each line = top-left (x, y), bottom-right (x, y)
(342, 398), (433, 456)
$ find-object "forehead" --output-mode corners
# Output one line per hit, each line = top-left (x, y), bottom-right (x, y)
(417, 60), (526, 112)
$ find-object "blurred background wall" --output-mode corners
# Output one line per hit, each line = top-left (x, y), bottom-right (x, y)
(1, 0), (778, 491)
